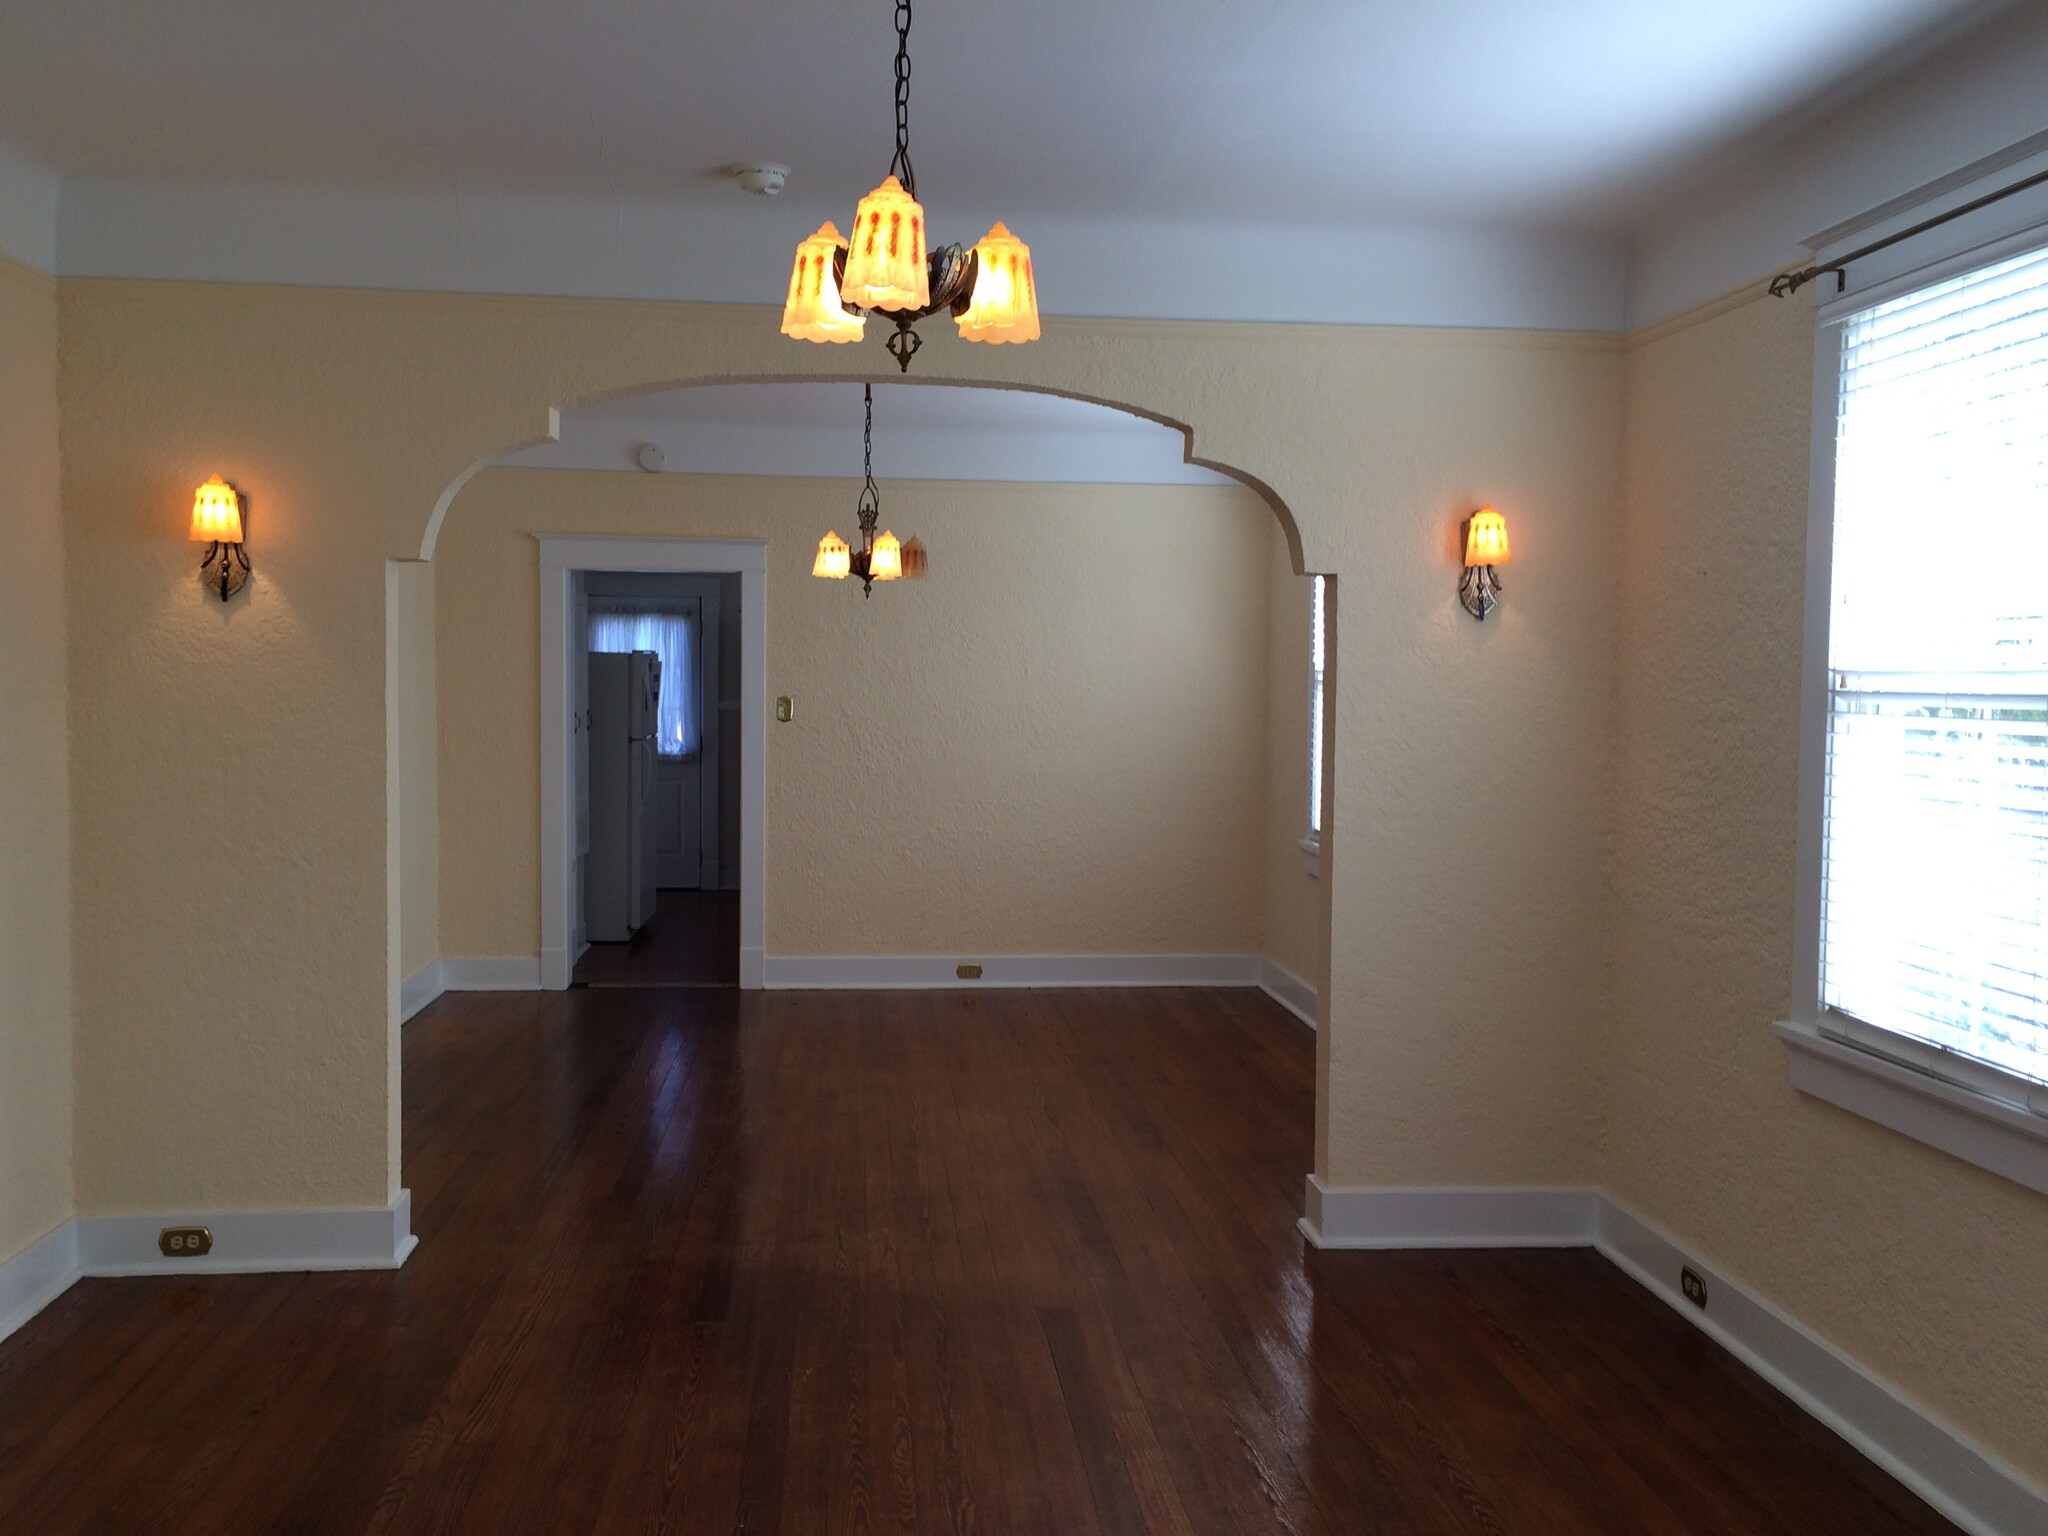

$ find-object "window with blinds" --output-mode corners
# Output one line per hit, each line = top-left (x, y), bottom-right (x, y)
(1821, 243), (2048, 1097)
(1309, 575), (1326, 839)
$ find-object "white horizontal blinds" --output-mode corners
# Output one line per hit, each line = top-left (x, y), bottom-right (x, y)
(1309, 575), (1326, 837)
(1823, 244), (2048, 1088)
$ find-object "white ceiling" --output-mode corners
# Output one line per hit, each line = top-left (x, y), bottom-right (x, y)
(0, 0), (2007, 234)
(500, 382), (1232, 486)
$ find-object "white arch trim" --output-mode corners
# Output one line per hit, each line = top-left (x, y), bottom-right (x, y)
(538, 535), (768, 990)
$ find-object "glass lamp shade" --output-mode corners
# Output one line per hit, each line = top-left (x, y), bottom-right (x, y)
(813, 530), (852, 579)
(869, 529), (903, 582)
(781, 223), (866, 344)
(899, 535), (928, 580)
(1463, 507), (1511, 567)
(189, 475), (244, 543)
(956, 223), (1040, 344)
(841, 176), (929, 312)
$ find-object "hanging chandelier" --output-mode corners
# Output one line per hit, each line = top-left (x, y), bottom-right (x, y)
(780, 0), (1040, 372)
(815, 384), (928, 594)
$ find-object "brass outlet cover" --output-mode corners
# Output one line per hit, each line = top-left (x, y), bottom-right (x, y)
(159, 1226), (213, 1258)
(956, 963), (983, 980)
(775, 696), (794, 723)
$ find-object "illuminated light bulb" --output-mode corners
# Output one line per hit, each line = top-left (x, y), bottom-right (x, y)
(841, 176), (929, 312)
(189, 475), (244, 544)
(781, 223), (866, 344)
(813, 530), (852, 579)
(956, 223), (1040, 344)
(1463, 507), (1511, 567)
(869, 529), (903, 582)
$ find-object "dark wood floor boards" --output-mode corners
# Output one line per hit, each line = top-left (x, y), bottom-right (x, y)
(0, 984), (1965, 1535)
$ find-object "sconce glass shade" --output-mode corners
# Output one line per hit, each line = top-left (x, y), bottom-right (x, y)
(781, 223), (867, 344)
(813, 530), (852, 579)
(1463, 507), (1510, 567)
(956, 223), (1040, 344)
(869, 529), (903, 582)
(190, 475), (244, 544)
(899, 535), (928, 580)
(841, 176), (929, 312)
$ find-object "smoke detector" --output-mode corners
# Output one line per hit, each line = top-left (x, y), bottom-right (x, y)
(731, 163), (790, 196)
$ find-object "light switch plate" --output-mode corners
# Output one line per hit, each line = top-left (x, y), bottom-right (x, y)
(776, 696), (793, 723)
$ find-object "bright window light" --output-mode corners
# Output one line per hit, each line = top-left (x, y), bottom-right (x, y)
(1822, 244), (2048, 1089)
(1309, 575), (1326, 840)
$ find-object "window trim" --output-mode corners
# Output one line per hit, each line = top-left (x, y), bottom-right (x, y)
(1786, 170), (2048, 1190)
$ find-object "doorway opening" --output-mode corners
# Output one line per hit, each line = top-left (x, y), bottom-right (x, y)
(538, 536), (768, 992)
(573, 569), (743, 987)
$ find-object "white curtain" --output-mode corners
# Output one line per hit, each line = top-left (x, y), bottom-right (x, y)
(588, 604), (699, 758)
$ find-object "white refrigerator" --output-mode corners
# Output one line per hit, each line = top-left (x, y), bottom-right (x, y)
(584, 650), (661, 941)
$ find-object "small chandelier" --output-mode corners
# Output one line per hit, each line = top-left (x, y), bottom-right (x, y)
(815, 385), (928, 595)
(781, 0), (1040, 372)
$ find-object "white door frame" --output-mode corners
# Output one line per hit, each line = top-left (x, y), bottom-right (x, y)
(538, 535), (767, 989)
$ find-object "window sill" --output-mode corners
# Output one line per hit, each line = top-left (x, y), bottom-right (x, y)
(1298, 836), (1320, 877)
(1774, 1019), (2048, 1196)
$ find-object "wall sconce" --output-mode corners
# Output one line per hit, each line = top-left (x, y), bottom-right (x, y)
(1459, 505), (1509, 621)
(189, 475), (250, 601)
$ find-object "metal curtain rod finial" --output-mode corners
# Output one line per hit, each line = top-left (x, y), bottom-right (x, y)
(1769, 163), (2048, 301)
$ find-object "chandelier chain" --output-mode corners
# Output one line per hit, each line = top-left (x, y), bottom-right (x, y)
(858, 383), (881, 538)
(889, 0), (916, 197)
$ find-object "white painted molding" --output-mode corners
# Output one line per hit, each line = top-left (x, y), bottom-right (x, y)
(440, 957), (543, 990)
(538, 536), (767, 993)
(400, 959), (445, 1022)
(77, 1193), (417, 1278)
(1296, 1181), (2048, 1534)
(763, 953), (1264, 991)
(1258, 959), (1317, 1029)
(2, 1195), (418, 1347)
(1596, 1199), (2045, 1536)
(0, 1219), (81, 1346)
(1299, 1178), (1600, 1249)
(1776, 1020), (2048, 1197)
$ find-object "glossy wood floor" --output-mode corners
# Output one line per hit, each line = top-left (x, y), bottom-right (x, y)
(573, 887), (740, 987)
(0, 987), (1956, 1534)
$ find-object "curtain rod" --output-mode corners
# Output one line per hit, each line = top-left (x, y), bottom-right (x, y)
(1769, 164), (2048, 298)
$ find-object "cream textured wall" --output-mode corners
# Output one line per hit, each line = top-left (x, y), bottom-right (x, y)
(0, 256), (73, 1265)
(1608, 289), (2048, 1485)
(54, 278), (1621, 1213)
(438, 471), (1274, 961)
(388, 562), (438, 982)
(1261, 524), (1322, 990)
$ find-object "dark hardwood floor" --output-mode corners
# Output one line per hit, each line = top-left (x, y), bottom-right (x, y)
(574, 887), (740, 987)
(0, 987), (1957, 1534)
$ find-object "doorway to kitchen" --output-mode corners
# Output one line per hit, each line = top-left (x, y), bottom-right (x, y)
(572, 569), (741, 986)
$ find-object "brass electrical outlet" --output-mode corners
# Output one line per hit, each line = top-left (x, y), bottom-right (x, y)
(956, 963), (983, 980)
(159, 1226), (213, 1258)
(775, 696), (793, 723)
(1680, 1266), (1707, 1309)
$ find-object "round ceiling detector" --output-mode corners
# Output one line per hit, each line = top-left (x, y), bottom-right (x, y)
(635, 443), (666, 473)
(731, 163), (790, 196)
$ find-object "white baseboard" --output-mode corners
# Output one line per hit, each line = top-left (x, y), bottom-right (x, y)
(1595, 1199), (2043, 1536)
(1299, 1179), (2047, 1535)
(441, 956), (544, 990)
(1258, 959), (1317, 1029)
(0, 1219), (82, 1346)
(400, 960), (445, 1023)
(77, 1191), (418, 1277)
(763, 953), (1265, 990)
(0, 1193), (417, 1347)
(740, 944), (765, 990)
(1300, 1177), (1600, 1249)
